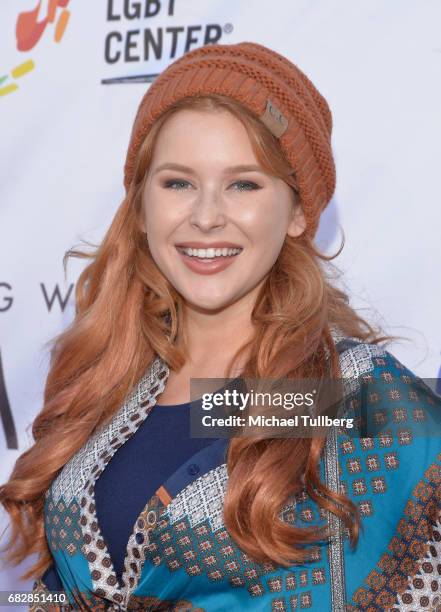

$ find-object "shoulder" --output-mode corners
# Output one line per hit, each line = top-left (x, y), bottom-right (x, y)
(333, 338), (441, 523)
(334, 337), (389, 379)
(333, 336), (441, 441)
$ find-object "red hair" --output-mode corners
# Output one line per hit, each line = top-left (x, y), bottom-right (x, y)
(0, 94), (393, 579)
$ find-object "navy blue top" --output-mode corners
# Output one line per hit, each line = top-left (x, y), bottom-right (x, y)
(42, 398), (220, 590)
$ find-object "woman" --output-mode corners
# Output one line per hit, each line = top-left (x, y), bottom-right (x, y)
(1, 41), (440, 611)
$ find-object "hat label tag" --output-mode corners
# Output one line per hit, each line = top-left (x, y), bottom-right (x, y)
(260, 98), (289, 138)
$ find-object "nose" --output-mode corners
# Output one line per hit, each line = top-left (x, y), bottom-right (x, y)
(189, 187), (227, 232)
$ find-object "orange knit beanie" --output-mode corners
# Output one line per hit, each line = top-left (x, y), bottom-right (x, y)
(124, 41), (336, 237)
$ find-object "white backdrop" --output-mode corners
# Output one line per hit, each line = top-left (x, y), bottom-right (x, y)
(1, 0), (440, 597)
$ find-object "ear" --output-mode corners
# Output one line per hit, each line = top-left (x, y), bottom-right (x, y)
(287, 202), (306, 238)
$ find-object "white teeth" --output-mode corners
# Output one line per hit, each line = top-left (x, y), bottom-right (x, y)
(178, 247), (242, 258)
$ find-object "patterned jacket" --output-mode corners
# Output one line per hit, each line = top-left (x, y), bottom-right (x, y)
(30, 336), (441, 611)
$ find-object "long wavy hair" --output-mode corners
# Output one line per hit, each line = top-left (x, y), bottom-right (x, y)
(0, 93), (394, 580)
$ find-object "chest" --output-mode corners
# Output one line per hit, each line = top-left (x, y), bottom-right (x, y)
(154, 367), (191, 406)
(43, 356), (345, 610)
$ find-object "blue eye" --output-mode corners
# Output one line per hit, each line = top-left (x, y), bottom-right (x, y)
(232, 181), (260, 191)
(163, 179), (190, 190)
(162, 179), (261, 191)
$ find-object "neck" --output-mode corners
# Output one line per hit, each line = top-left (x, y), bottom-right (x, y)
(178, 296), (256, 369)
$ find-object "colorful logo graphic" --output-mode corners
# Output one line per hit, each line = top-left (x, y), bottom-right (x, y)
(0, 0), (71, 97)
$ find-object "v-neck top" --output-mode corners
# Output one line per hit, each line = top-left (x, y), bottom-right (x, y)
(41, 399), (220, 590)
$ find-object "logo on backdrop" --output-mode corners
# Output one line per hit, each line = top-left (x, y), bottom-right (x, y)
(0, 351), (17, 450)
(0, 0), (71, 97)
(1, 1), (234, 93)
(102, 0), (234, 84)
(1, 282), (74, 450)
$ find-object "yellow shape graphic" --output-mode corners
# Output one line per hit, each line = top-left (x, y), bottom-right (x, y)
(1, 3), (71, 98)
(0, 60), (35, 97)
(11, 59), (35, 79)
(0, 83), (19, 97)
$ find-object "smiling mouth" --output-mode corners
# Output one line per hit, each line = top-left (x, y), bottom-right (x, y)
(175, 246), (243, 260)
(174, 246), (243, 274)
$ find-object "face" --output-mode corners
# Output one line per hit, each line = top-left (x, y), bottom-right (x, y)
(141, 108), (306, 314)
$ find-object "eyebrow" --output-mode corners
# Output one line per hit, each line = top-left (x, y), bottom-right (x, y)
(152, 163), (266, 175)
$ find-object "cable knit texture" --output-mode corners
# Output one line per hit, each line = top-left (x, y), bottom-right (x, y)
(123, 41), (336, 237)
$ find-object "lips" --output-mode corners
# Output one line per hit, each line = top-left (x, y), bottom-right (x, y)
(175, 245), (242, 275)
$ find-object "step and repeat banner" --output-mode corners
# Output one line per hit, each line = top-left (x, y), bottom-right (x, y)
(1, 0), (440, 596)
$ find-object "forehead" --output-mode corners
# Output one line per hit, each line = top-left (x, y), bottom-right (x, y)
(151, 108), (258, 163)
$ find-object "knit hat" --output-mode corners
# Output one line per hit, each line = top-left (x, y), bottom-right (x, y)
(124, 41), (336, 237)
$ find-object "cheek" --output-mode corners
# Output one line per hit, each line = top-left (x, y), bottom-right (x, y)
(143, 202), (175, 242)
(144, 213), (167, 259)
(146, 189), (186, 224)
(240, 205), (288, 246)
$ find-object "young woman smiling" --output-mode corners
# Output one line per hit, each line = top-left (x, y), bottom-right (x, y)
(1, 41), (440, 611)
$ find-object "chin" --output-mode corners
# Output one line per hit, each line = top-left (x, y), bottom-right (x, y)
(183, 295), (233, 312)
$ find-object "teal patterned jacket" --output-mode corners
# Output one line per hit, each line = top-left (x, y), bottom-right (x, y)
(30, 336), (441, 611)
